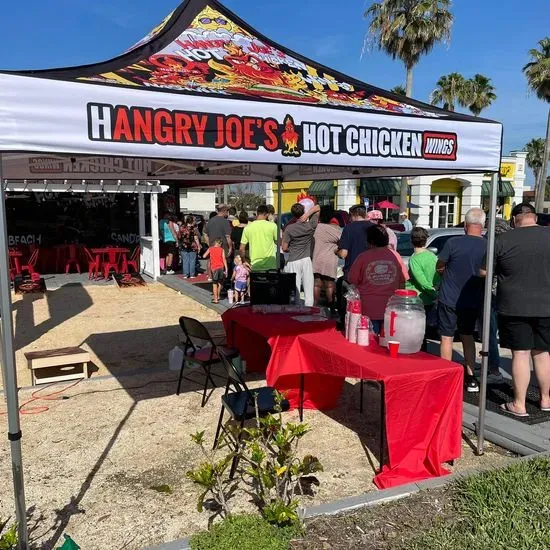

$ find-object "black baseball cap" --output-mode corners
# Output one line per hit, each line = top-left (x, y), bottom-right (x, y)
(511, 202), (536, 217)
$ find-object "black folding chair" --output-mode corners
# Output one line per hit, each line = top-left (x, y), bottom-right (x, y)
(213, 349), (290, 479)
(177, 316), (238, 407)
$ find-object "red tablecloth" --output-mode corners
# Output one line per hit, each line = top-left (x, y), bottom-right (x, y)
(222, 307), (463, 489)
(222, 306), (337, 372)
(293, 332), (463, 488)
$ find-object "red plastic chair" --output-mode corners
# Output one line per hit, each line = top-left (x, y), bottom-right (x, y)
(65, 244), (81, 274)
(122, 246), (140, 274)
(103, 249), (121, 280)
(21, 248), (39, 275)
(83, 247), (100, 279)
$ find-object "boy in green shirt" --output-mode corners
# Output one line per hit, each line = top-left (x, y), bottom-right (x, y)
(406, 227), (440, 305)
(406, 227), (440, 350)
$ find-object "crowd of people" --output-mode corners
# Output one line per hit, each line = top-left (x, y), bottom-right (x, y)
(161, 199), (550, 412)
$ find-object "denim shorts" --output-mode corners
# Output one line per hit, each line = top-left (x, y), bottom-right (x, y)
(234, 280), (247, 292)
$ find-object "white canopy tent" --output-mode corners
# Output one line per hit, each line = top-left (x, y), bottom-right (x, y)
(0, 0), (502, 546)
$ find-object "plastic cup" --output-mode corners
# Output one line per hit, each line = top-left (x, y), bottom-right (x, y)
(388, 340), (400, 358)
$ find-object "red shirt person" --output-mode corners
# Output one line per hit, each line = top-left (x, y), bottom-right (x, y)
(348, 225), (406, 332)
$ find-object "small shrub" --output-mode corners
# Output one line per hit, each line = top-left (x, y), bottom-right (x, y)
(240, 394), (323, 525)
(186, 392), (322, 527)
(189, 514), (302, 550)
(0, 518), (17, 550)
(185, 430), (236, 518)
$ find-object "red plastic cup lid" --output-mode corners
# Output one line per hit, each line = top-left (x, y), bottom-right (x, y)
(395, 289), (418, 297)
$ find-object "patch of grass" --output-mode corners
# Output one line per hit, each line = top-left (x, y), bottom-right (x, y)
(190, 514), (303, 550)
(403, 457), (550, 550)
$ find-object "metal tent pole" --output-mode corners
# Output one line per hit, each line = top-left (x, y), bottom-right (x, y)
(138, 193), (146, 273)
(477, 171), (499, 455)
(0, 154), (29, 549)
(276, 176), (283, 270)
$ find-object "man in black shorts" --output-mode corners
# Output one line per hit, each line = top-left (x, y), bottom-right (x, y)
(437, 208), (487, 392)
(494, 203), (550, 417)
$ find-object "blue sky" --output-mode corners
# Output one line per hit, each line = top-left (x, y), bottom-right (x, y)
(1, 0), (547, 184)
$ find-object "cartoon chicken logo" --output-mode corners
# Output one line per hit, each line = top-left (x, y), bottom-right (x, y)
(281, 115), (301, 157)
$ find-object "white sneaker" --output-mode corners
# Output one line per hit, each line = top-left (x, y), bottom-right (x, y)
(166, 270), (175, 275)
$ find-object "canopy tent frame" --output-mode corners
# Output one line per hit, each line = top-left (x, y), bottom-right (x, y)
(0, 0), (504, 547)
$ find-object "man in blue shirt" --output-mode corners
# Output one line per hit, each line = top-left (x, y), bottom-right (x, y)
(338, 205), (374, 279)
(437, 208), (487, 393)
(336, 205), (374, 325)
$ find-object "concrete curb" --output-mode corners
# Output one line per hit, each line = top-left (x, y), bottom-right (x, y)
(158, 275), (229, 315)
(462, 402), (550, 455)
(144, 450), (550, 549)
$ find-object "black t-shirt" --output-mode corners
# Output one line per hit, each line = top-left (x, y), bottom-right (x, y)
(231, 225), (245, 251)
(339, 220), (374, 279)
(495, 225), (550, 317)
(205, 215), (231, 255)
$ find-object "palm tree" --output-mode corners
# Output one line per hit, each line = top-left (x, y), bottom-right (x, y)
(391, 84), (406, 96)
(365, 0), (453, 97)
(525, 138), (545, 187)
(365, 0), (453, 211)
(430, 73), (471, 111)
(467, 74), (497, 116)
(523, 38), (550, 212)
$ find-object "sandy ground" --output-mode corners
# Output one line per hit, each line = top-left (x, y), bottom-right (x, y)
(0, 283), (514, 549)
(7, 283), (221, 389)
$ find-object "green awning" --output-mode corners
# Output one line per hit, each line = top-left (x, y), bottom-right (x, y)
(359, 178), (401, 196)
(308, 180), (336, 198)
(481, 180), (515, 198)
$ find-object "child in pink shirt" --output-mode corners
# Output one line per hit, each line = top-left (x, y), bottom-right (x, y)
(232, 255), (249, 303)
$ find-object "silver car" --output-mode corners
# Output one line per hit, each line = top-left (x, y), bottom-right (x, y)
(396, 228), (465, 266)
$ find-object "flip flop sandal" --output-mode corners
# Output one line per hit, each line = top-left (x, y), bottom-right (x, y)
(540, 405), (550, 412)
(500, 402), (529, 418)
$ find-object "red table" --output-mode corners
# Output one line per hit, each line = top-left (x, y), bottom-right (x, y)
(222, 307), (463, 489)
(91, 247), (130, 278)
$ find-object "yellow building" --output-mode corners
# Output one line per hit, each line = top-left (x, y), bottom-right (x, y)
(269, 180), (337, 212)
(268, 152), (526, 228)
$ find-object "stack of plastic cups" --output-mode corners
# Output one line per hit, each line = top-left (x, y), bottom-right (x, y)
(347, 300), (362, 344)
(356, 315), (370, 346)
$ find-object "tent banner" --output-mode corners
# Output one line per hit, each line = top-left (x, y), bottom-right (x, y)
(0, 73), (501, 176)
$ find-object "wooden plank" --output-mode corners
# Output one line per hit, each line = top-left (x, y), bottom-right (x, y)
(25, 347), (90, 370)
(25, 346), (86, 360)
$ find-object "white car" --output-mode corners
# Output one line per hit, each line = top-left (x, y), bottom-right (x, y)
(396, 228), (465, 266)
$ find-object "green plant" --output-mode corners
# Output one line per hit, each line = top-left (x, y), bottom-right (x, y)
(429, 72), (471, 112)
(190, 514), (302, 550)
(186, 430), (236, 519)
(240, 393), (323, 526)
(187, 392), (322, 527)
(364, 0), (453, 211)
(0, 518), (17, 550)
(466, 74), (497, 116)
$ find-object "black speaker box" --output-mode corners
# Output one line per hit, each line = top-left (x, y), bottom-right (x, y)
(250, 271), (296, 305)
